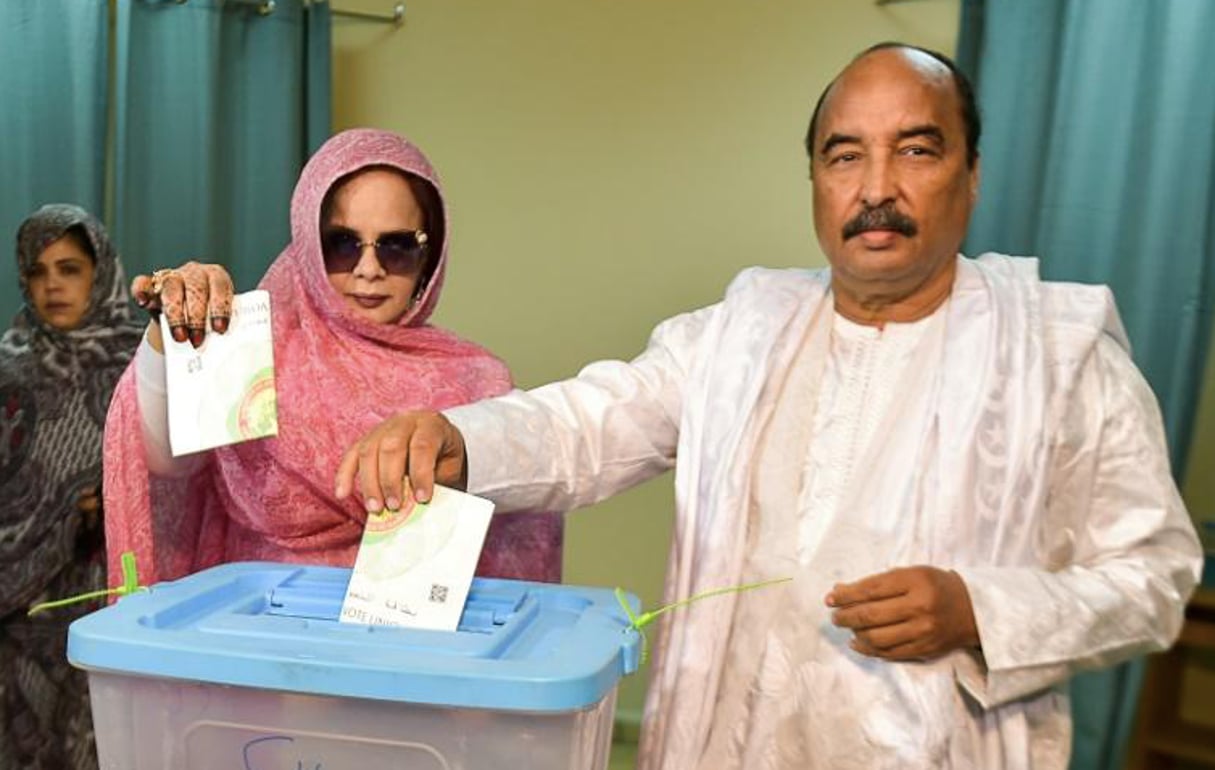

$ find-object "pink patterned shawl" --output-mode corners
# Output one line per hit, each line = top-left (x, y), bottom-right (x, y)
(104, 128), (562, 588)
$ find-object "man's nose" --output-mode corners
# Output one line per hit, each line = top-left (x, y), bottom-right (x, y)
(860, 156), (897, 208)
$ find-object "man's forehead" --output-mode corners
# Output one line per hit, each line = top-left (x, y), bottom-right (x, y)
(855, 46), (951, 79)
(816, 48), (958, 139)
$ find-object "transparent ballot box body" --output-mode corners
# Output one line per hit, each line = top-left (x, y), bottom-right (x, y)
(68, 562), (641, 770)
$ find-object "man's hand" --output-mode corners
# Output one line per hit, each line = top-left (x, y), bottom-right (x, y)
(827, 566), (980, 661)
(335, 410), (468, 513)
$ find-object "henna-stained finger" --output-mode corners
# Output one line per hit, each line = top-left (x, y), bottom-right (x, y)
(205, 264), (235, 333)
(158, 272), (189, 343)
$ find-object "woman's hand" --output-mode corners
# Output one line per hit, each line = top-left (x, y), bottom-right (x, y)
(77, 485), (101, 531)
(76, 485), (100, 515)
(131, 262), (235, 351)
(335, 411), (468, 513)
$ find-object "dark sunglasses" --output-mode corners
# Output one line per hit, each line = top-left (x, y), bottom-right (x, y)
(321, 227), (430, 275)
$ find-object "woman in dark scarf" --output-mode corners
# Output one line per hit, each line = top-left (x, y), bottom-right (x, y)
(0, 204), (144, 769)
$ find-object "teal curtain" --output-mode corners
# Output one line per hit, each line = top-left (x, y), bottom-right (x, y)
(305, 1), (333, 157)
(0, 0), (108, 320)
(956, 1), (1215, 768)
(113, 0), (331, 291)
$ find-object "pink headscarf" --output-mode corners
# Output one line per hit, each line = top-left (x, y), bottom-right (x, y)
(104, 129), (562, 587)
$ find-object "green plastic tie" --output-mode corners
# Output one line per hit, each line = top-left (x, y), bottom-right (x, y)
(615, 576), (792, 665)
(27, 551), (147, 617)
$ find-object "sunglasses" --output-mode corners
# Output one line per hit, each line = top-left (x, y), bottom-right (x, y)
(321, 227), (430, 275)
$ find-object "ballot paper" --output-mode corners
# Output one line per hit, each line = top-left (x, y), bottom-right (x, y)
(161, 289), (278, 456)
(340, 484), (495, 631)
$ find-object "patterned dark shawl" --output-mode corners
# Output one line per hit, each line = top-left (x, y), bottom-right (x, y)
(0, 204), (143, 769)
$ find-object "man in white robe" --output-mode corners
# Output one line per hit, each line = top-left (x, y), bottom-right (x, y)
(334, 43), (1203, 769)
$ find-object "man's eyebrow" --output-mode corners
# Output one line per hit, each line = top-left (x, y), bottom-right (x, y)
(896, 124), (946, 146)
(819, 133), (861, 157)
(817, 124), (949, 160)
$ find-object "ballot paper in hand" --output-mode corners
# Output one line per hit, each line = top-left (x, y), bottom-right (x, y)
(340, 484), (495, 631)
(161, 289), (278, 456)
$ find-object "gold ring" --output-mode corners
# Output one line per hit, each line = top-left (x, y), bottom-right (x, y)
(150, 268), (175, 293)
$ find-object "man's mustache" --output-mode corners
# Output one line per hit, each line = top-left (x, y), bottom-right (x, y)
(842, 204), (919, 240)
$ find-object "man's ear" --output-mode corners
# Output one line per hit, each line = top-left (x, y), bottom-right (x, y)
(969, 156), (982, 203)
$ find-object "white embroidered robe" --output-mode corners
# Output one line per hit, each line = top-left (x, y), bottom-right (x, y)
(446, 254), (1202, 770)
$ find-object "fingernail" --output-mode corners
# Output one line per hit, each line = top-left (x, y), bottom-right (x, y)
(824, 594), (836, 607)
(334, 486), (345, 499)
(385, 497), (400, 511)
(189, 329), (204, 347)
(213, 316), (229, 333)
(172, 326), (188, 343)
(415, 489), (430, 503)
(364, 498), (381, 513)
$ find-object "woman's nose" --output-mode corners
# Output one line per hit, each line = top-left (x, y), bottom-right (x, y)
(352, 243), (386, 279)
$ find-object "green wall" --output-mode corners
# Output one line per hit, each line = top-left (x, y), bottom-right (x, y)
(1184, 341), (1215, 546)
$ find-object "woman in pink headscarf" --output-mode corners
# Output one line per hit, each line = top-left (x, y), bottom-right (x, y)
(103, 128), (562, 587)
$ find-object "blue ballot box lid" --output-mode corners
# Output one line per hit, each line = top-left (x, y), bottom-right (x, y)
(68, 562), (642, 713)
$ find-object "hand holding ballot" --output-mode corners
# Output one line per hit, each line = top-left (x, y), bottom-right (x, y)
(335, 410), (469, 510)
(131, 260), (235, 350)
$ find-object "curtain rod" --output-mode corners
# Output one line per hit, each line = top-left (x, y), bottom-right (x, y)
(231, 0), (274, 14)
(173, 0), (278, 15)
(330, 2), (406, 26)
(173, 1), (405, 26)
